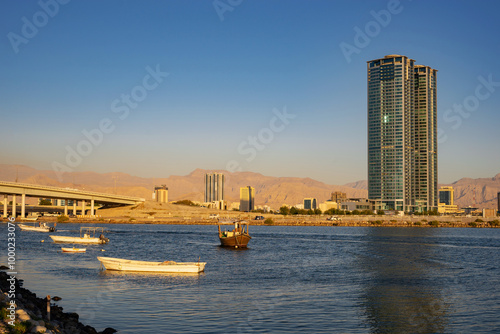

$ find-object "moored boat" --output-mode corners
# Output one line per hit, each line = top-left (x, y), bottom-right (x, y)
(61, 247), (86, 253)
(50, 227), (109, 244)
(18, 222), (56, 232)
(97, 256), (206, 273)
(218, 220), (251, 248)
(20, 216), (38, 222)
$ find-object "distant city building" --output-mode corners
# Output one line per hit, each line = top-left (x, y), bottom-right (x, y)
(303, 198), (317, 210)
(206, 200), (227, 210)
(498, 192), (500, 214)
(439, 187), (454, 205)
(240, 186), (255, 212)
(204, 173), (224, 203)
(339, 198), (374, 212)
(439, 186), (454, 206)
(319, 201), (338, 212)
(462, 206), (479, 215)
(229, 202), (240, 211)
(331, 191), (347, 203)
(367, 55), (437, 212)
(256, 205), (271, 213)
(154, 185), (168, 203)
(483, 208), (496, 218)
(438, 186), (459, 214)
(51, 199), (75, 206)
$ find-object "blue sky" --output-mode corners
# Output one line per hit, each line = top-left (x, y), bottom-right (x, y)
(1, 0), (499, 185)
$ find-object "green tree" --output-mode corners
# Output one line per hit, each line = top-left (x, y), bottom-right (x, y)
(279, 206), (290, 215)
(39, 199), (52, 206)
(174, 200), (198, 206)
(57, 215), (69, 223)
(264, 218), (274, 225)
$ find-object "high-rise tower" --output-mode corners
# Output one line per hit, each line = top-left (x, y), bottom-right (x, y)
(367, 55), (437, 212)
(204, 173), (224, 203)
(240, 186), (255, 212)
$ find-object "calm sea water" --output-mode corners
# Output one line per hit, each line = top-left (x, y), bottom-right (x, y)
(2, 223), (500, 333)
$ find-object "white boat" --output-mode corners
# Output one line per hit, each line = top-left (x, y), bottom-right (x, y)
(21, 216), (38, 221)
(18, 222), (56, 232)
(50, 227), (109, 244)
(62, 247), (86, 253)
(97, 256), (206, 273)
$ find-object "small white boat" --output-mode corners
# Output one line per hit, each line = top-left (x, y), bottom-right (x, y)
(50, 227), (109, 244)
(19, 222), (56, 232)
(61, 247), (86, 253)
(21, 216), (38, 221)
(97, 256), (206, 273)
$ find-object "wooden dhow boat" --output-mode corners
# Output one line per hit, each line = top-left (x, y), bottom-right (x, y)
(50, 227), (109, 244)
(18, 222), (56, 232)
(218, 220), (251, 248)
(97, 256), (206, 273)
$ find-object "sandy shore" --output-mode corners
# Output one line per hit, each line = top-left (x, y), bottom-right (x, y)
(4, 201), (498, 228)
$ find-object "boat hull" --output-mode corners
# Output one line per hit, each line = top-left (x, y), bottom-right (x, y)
(62, 247), (86, 253)
(219, 234), (251, 248)
(50, 235), (108, 244)
(97, 257), (206, 273)
(18, 224), (54, 232)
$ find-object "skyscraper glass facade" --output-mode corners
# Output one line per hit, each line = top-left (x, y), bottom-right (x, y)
(367, 55), (437, 212)
(204, 173), (224, 203)
(240, 186), (255, 212)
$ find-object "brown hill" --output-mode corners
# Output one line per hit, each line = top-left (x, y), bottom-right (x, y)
(445, 173), (500, 209)
(0, 165), (366, 209)
(0, 164), (498, 210)
(343, 176), (500, 209)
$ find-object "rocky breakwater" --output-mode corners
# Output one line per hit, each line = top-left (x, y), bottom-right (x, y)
(0, 271), (116, 334)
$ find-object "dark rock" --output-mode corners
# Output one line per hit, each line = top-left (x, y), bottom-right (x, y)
(100, 328), (118, 334)
(81, 325), (99, 334)
(0, 271), (115, 334)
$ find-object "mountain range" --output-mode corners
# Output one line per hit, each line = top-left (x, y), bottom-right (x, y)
(0, 164), (499, 210)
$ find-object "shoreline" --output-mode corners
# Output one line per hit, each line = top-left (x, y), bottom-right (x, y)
(5, 216), (498, 228)
(0, 271), (116, 334)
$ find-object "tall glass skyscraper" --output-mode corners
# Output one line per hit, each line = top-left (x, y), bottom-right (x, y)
(204, 172), (224, 203)
(367, 55), (437, 212)
(239, 186), (255, 212)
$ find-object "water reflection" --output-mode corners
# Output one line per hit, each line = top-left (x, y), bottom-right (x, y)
(359, 228), (449, 333)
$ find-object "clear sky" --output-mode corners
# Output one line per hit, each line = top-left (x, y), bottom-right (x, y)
(1, 0), (499, 185)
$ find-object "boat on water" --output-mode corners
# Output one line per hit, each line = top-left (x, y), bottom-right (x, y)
(50, 227), (109, 244)
(97, 256), (206, 273)
(61, 247), (86, 253)
(20, 216), (38, 222)
(18, 222), (56, 232)
(218, 220), (251, 248)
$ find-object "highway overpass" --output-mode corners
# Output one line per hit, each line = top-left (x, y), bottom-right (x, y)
(0, 181), (145, 218)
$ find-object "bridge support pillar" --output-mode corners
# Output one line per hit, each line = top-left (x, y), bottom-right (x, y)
(64, 200), (68, 216)
(82, 200), (86, 216)
(12, 195), (16, 219)
(21, 193), (26, 218)
(90, 199), (95, 217)
(3, 195), (7, 218)
(73, 201), (77, 215)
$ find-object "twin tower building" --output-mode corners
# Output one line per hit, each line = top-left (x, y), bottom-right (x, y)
(367, 55), (437, 212)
